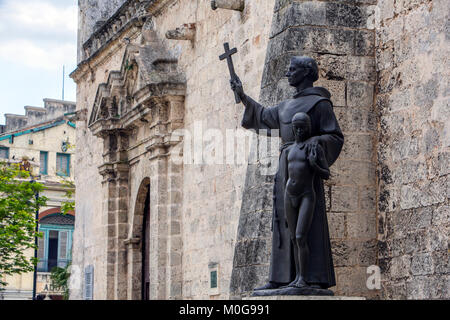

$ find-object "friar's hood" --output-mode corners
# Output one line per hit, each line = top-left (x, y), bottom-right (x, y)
(293, 87), (331, 99)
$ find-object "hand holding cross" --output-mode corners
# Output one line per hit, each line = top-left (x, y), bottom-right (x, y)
(220, 42), (242, 104)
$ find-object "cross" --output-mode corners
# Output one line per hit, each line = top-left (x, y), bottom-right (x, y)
(220, 42), (241, 104)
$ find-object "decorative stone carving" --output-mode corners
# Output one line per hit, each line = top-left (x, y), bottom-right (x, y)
(165, 23), (196, 42)
(88, 35), (186, 137)
(211, 0), (245, 12)
(81, 0), (152, 61)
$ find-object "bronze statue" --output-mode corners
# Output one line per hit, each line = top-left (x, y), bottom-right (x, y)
(285, 112), (330, 290)
(229, 55), (344, 295)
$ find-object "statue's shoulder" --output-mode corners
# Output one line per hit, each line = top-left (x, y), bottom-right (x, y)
(278, 96), (330, 124)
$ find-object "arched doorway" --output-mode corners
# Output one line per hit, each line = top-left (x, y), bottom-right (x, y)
(141, 186), (150, 300)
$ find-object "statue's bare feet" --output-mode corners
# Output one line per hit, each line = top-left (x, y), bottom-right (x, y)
(289, 277), (309, 288)
(283, 276), (300, 288)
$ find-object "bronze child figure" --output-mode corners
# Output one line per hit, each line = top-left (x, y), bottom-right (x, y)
(285, 112), (330, 289)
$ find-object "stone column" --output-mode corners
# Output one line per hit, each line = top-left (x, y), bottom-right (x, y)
(145, 96), (185, 300)
(148, 148), (169, 299)
(98, 129), (130, 300)
(124, 237), (141, 300)
(166, 97), (185, 300)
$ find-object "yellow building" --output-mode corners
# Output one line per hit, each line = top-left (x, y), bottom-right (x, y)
(0, 99), (76, 300)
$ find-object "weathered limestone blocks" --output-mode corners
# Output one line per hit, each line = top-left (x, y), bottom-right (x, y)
(165, 23), (196, 41)
(211, 0), (245, 11)
(376, 0), (449, 300)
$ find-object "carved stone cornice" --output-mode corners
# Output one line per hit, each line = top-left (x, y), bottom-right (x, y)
(90, 118), (123, 138)
(124, 237), (141, 249)
(99, 162), (130, 180)
(146, 0), (178, 16)
(81, 0), (151, 62)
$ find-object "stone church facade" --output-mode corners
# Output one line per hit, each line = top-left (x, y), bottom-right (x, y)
(70, 0), (448, 300)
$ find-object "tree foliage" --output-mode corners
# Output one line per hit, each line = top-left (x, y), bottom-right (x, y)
(60, 179), (75, 215)
(0, 162), (47, 288)
(50, 264), (71, 300)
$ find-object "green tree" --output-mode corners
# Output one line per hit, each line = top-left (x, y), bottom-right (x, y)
(59, 142), (75, 216)
(0, 161), (47, 288)
(60, 179), (75, 215)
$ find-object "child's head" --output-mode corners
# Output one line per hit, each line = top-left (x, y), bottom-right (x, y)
(292, 112), (312, 142)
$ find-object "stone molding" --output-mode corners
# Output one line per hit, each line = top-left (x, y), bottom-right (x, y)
(78, 0), (179, 65)
(81, 0), (151, 62)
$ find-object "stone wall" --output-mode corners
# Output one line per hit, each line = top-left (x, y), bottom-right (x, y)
(71, 0), (449, 300)
(149, 0), (276, 299)
(70, 46), (127, 300)
(376, 0), (449, 299)
(71, 0), (276, 300)
(231, 0), (380, 299)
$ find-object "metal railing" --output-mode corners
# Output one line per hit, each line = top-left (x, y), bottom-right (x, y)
(37, 259), (71, 273)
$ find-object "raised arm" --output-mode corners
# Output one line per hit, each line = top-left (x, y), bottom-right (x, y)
(230, 77), (280, 135)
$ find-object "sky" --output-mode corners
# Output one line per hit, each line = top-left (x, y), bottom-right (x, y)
(0, 0), (78, 125)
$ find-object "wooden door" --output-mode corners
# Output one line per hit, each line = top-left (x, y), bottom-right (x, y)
(142, 188), (150, 300)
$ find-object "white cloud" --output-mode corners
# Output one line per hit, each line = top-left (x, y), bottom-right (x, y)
(0, 0), (77, 34)
(0, 39), (76, 71)
(0, 0), (77, 71)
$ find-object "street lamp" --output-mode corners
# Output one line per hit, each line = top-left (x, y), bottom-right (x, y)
(20, 157), (40, 300)
(31, 183), (39, 300)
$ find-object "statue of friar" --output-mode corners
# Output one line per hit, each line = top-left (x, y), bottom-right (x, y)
(230, 56), (344, 294)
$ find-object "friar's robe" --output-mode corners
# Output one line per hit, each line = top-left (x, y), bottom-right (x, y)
(241, 86), (344, 288)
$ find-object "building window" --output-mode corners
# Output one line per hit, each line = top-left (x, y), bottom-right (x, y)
(0, 146), (9, 159)
(37, 214), (74, 273)
(208, 263), (219, 296)
(56, 153), (70, 177)
(40, 151), (48, 175)
(210, 270), (218, 289)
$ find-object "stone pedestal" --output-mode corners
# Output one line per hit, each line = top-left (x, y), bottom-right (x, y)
(252, 287), (335, 297)
(244, 296), (366, 301)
